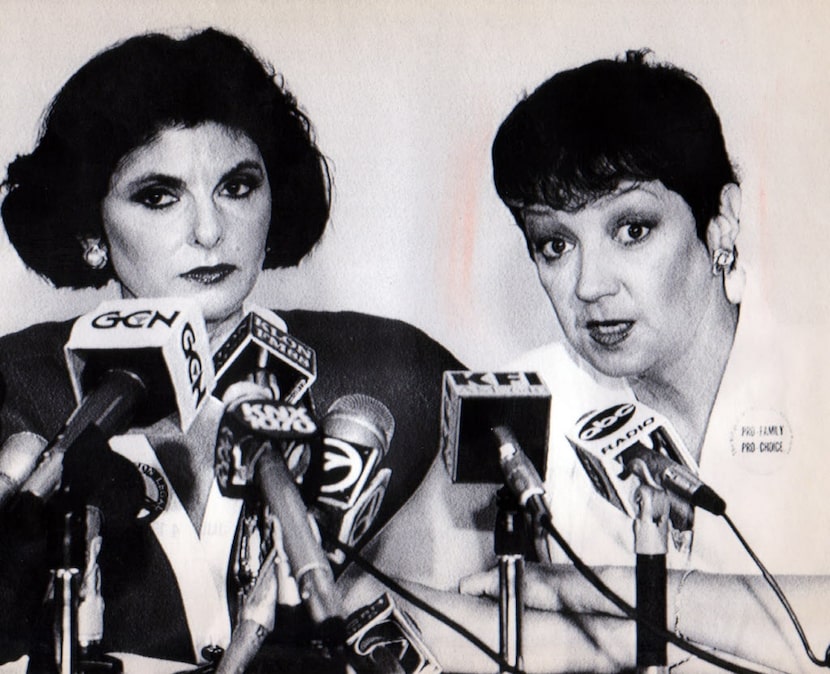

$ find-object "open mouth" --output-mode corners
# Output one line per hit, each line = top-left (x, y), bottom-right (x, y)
(585, 320), (634, 347)
(181, 264), (236, 285)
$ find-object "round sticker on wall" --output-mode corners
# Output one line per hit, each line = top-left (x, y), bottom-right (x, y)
(730, 408), (792, 474)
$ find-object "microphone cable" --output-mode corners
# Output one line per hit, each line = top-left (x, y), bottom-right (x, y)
(333, 521), (773, 674)
(535, 510), (772, 674)
(722, 512), (830, 668)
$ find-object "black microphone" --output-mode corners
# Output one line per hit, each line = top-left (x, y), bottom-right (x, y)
(311, 394), (395, 563)
(567, 401), (726, 516)
(21, 369), (148, 503)
(440, 371), (552, 673)
(217, 389), (415, 674)
(212, 308), (317, 405)
(16, 298), (214, 505)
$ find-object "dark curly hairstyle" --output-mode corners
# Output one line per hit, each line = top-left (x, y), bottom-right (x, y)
(1, 28), (331, 289)
(492, 50), (737, 245)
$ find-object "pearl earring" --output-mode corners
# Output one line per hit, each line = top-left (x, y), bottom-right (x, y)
(81, 238), (109, 270)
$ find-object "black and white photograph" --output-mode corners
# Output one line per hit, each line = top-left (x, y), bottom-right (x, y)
(1, 2), (829, 673)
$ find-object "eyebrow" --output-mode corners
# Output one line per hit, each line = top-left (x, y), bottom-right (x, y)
(122, 174), (183, 192)
(220, 160), (266, 183)
(120, 160), (265, 193)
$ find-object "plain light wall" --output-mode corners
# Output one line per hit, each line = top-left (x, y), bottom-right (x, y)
(1, 1), (829, 369)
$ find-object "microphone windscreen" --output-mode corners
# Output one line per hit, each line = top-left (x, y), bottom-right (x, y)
(322, 394), (395, 456)
(0, 432), (47, 486)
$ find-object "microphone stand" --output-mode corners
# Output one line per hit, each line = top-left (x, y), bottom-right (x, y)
(633, 485), (670, 674)
(493, 487), (528, 674)
(29, 429), (124, 674)
(53, 505), (82, 674)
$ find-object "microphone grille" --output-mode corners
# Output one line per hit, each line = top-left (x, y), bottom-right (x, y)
(323, 394), (395, 454)
(0, 432), (47, 484)
(221, 381), (274, 408)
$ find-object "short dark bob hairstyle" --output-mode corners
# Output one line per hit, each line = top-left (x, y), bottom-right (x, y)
(492, 50), (737, 244)
(1, 28), (330, 289)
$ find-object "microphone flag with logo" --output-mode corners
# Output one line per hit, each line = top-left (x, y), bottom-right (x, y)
(439, 371), (550, 485)
(64, 297), (214, 432)
(3, 298), (213, 509)
(567, 401), (725, 517)
(212, 308), (317, 405)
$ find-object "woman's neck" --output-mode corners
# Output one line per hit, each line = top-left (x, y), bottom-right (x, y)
(629, 293), (739, 461)
(206, 308), (245, 349)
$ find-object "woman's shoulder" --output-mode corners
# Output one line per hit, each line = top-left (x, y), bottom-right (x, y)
(277, 308), (432, 338)
(276, 309), (462, 367)
(0, 318), (77, 443)
(0, 319), (75, 365)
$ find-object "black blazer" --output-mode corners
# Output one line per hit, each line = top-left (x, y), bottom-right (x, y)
(0, 310), (462, 664)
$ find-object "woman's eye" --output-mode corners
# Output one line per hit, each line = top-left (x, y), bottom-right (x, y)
(219, 177), (258, 199)
(615, 221), (653, 245)
(132, 187), (177, 209)
(536, 237), (574, 261)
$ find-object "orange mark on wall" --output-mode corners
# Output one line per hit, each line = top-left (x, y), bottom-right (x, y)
(440, 128), (489, 328)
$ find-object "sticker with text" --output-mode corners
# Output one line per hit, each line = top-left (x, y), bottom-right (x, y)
(730, 408), (792, 474)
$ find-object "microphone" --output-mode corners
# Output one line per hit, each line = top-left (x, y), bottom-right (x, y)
(212, 308), (317, 405)
(16, 298), (214, 505)
(566, 401), (726, 516)
(0, 432), (48, 509)
(64, 297), (214, 431)
(439, 371), (550, 484)
(311, 394), (395, 562)
(440, 371), (551, 671)
(214, 390), (343, 635)
(492, 425), (549, 521)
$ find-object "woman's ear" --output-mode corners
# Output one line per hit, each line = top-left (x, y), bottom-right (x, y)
(707, 183), (745, 304)
(706, 183), (741, 254)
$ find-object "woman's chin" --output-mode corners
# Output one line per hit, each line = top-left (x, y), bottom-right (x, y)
(187, 295), (248, 341)
(183, 286), (250, 324)
(582, 344), (650, 381)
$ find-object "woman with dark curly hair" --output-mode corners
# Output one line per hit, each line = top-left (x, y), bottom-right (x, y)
(0, 28), (460, 672)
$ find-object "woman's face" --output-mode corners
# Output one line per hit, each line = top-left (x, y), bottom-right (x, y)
(522, 180), (719, 379)
(102, 122), (271, 331)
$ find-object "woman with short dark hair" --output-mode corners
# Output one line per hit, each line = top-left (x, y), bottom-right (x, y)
(464, 51), (829, 672)
(3, 28), (329, 293)
(367, 52), (830, 674)
(0, 28), (460, 671)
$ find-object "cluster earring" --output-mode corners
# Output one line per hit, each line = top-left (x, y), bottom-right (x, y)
(711, 248), (734, 276)
(711, 247), (744, 305)
(81, 238), (109, 270)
